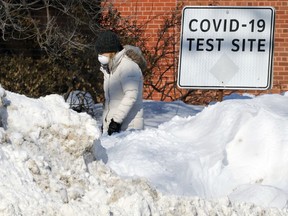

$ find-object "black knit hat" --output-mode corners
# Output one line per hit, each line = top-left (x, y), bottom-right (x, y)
(95, 30), (123, 53)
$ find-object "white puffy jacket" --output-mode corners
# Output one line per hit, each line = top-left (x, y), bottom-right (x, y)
(102, 45), (145, 133)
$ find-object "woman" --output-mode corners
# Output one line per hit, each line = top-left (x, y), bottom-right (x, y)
(95, 30), (146, 135)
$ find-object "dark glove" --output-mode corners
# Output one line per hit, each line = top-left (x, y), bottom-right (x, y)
(108, 119), (121, 136)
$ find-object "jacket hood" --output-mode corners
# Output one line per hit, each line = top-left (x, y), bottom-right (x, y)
(124, 45), (147, 72)
(109, 45), (147, 73)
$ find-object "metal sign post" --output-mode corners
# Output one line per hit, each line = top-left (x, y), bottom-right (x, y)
(177, 6), (275, 90)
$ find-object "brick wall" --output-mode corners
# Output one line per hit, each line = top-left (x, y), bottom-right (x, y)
(112, 0), (288, 101)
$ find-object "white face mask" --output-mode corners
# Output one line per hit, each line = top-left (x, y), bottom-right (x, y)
(98, 54), (109, 65)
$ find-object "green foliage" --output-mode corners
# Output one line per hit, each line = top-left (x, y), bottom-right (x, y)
(0, 0), (103, 101)
(0, 53), (102, 102)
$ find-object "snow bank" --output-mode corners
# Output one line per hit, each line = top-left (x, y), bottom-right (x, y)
(0, 85), (287, 215)
(101, 94), (288, 211)
(0, 90), (100, 215)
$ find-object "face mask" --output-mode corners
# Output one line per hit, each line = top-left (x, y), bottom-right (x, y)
(98, 54), (109, 65)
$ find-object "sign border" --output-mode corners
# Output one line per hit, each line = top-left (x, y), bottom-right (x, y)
(177, 6), (275, 90)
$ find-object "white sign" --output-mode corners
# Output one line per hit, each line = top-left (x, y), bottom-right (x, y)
(177, 6), (275, 89)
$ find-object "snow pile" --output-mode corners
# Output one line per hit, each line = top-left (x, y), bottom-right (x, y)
(100, 94), (288, 211)
(0, 90), (100, 215)
(0, 85), (287, 215)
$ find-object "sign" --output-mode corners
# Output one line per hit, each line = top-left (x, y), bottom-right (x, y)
(177, 6), (275, 89)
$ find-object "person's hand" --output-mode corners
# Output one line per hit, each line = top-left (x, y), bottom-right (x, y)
(108, 119), (121, 135)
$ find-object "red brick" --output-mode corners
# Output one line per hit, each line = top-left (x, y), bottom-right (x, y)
(114, 0), (288, 101)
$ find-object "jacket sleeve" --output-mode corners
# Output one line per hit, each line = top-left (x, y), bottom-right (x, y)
(112, 66), (141, 124)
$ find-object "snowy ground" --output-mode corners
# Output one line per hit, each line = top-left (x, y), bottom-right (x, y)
(0, 85), (288, 215)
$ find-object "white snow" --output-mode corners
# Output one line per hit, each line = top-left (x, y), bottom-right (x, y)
(0, 84), (288, 215)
